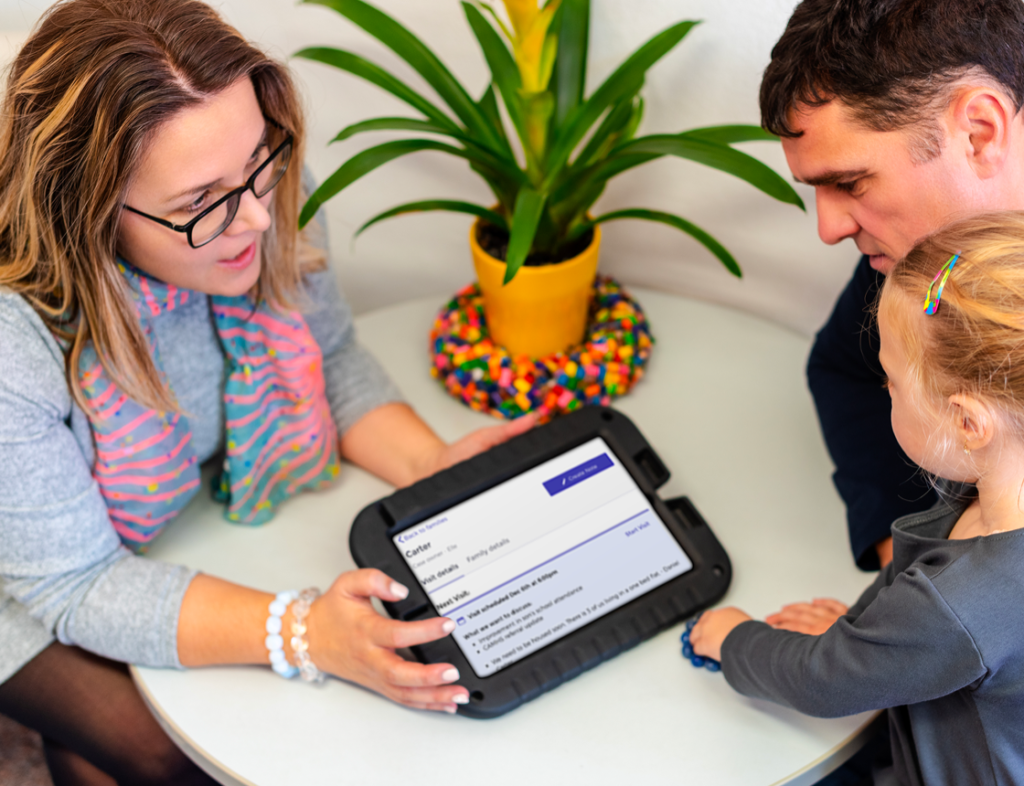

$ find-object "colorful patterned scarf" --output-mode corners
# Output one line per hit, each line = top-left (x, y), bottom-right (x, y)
(79, 261), (340, 551)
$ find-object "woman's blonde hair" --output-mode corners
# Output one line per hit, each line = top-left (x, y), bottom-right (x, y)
(0, 0), (322, 413)
(882, 211), (1024, 433)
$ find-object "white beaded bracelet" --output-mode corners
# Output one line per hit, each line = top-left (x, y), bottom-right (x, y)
(265, 590), (299, 679)
(290, 587), (325, 683)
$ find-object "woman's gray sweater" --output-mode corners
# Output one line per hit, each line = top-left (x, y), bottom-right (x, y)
(0, 268), (402, 684)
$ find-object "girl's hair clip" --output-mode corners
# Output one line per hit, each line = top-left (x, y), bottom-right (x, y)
(923, 253), (960, 315)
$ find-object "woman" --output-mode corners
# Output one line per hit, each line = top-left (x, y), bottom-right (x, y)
(0, 1), (529, 782)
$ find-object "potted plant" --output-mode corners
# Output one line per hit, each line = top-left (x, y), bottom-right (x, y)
(297, 0), (804, 357)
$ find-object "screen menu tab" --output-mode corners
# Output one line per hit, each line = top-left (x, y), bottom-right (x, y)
(393, 437), (692, 677)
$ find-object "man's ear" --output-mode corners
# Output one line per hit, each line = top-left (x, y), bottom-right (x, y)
(948, 393), (995, 452)
(949, 86), (1016, 179)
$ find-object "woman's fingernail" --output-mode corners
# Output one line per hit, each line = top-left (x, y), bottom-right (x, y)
(391, 582), (408, 599)
(441, 619), (456, 634)
(453, 693), (469, 704)
(441, 668), (460, 683)
(444, 704), (457, 714)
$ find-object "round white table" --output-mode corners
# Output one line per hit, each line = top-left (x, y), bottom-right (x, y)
(134, 288), (878, 786)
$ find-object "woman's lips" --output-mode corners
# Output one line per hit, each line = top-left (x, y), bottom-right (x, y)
(218, 241), (256, 270)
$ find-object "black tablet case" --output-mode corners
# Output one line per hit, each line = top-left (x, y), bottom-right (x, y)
(350, 406), (731, 718)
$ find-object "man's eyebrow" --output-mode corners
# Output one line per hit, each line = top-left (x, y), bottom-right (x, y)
(163, 126), (270, 206)
(793, 168), (870, 187)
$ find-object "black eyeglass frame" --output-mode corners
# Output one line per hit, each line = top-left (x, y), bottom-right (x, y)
(122, 130), (294, 249)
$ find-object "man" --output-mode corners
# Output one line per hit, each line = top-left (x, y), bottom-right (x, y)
(706, 6), (1024, 781)
(760, 0), (1024, 580)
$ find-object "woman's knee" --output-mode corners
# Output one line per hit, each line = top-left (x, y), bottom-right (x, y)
(118, 735), (214, 786)
(1, 643), (214, 786)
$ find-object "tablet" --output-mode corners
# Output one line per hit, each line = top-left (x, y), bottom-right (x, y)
(349, 406), (731, 718)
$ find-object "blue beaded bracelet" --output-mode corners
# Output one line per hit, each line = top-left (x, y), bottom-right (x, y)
(266, 590), (299, 679)
(680, 613), (721, 672)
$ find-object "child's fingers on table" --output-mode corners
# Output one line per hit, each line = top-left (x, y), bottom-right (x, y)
(767, 599), (819, 614)
(765, 603), (814, 622)
(811, 598), (849, 614)
(766, 603), (842, 635)
(770, 601), (831, 622)
(781, 602), (842, 620)
(766, 603), (821, 620)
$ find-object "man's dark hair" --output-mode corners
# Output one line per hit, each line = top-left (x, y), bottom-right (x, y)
(761, 0), (1024, 153)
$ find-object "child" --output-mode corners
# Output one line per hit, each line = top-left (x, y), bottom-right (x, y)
(692, 212), (1024, 785)
(0, 0), (530, 782)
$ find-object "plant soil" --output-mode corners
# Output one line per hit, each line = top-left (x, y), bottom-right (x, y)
(476, 222), (595, 267)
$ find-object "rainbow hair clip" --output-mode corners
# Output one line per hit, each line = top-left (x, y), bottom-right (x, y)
(923, 253), (960, 315)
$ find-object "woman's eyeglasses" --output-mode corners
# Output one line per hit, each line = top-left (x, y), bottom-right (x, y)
(123, 129), (293, 249)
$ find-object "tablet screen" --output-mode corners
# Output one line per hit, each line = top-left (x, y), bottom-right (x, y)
(393, 437), (693, 678)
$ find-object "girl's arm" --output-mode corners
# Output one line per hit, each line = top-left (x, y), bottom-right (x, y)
(693, 567), (984, 718)
(763, 560), (896, 635)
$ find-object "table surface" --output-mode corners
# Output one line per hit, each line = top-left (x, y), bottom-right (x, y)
(134, 288), (878, 786)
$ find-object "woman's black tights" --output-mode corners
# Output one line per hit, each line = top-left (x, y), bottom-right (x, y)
(0, 643), (219, 786)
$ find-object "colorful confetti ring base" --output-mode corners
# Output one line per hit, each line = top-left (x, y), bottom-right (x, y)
(430, 276), (654, 420)
(681, 613), (722, 672)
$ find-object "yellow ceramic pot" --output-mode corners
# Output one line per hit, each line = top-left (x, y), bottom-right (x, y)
(470, 222), (601, 358)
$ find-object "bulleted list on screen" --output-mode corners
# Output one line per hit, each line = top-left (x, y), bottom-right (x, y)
(393, 438), (693, 677)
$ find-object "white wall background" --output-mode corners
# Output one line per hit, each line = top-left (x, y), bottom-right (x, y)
(0, 0), (860, 336)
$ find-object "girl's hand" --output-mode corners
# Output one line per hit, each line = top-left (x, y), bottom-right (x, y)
(690, 607), (752, 662)
(426, 412), (537, 476)
(765, 598), (848, 635)
(305, 569), (469, 713)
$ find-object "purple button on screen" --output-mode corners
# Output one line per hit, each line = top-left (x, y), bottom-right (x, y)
(543, 453), (614, 496)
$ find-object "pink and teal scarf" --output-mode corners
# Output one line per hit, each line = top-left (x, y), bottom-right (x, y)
(78, 261), (340, 552)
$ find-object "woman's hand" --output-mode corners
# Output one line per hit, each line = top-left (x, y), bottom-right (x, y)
(177, 571), (467, 712)
(765, 598), (848, 635)
(425, 413), (536, 477)
(690, 607), (752, 663)
(305, 569), (469, 713)
(340, 403), (536, 488)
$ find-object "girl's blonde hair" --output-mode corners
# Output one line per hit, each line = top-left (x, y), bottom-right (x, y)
(0, 0), (323, 413)
(882, 211), (1024, 431)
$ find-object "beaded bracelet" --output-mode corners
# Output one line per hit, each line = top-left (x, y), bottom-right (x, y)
(680, 613), (721, 672)
(265, 590), (299, 679)
(290, 587), (325, 683)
